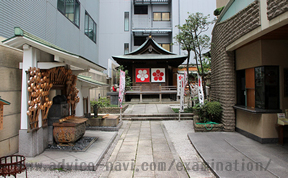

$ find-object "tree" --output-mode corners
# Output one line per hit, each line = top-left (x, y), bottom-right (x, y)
(116, 65), (132, 89)
(174, 12), (214, 98)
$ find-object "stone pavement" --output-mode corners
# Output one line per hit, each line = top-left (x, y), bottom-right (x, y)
(23, 130), (117, 171)
(163, 121), (214, 177)
(100, 120), (214, 178)
(123, 104), (175, 115)
(188, 132), (288, 178)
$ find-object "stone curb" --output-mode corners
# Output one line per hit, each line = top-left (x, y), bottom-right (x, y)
(124, 117), (193, 121)
(25, 132), (118, 171)
(86, 121), (123, 131)
(161, 123), (189, 178)
(187, 133), (219, 178)
(123, 113), (194, 117)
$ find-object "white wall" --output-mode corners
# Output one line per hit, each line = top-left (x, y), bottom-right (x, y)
(98, 0), (131, 70)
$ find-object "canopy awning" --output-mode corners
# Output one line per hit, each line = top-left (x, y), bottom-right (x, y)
(77, 75), (108, 89)
(2, 27), (106, 72)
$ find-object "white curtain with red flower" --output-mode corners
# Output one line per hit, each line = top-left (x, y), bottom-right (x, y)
(151, 68), (165, 82)
(136, 68), (150, 82)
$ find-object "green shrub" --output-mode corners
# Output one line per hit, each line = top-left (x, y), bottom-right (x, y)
(193, 101), (209, 123)
(172, 107), (193, 113)
(206, 101), (222, 122)
(90, 97), (110, 109)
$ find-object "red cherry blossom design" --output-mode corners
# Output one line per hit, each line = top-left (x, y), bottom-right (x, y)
(153, 69), (164, 81)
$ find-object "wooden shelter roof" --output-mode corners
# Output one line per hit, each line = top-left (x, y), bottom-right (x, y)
(112, 37), (187, 67)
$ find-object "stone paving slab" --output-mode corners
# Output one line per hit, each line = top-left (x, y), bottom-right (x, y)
(188, 132), (288, 178)
(100, 121), (189, 178)
(163, 120), (215, 178)
(123, 104), (175, 115)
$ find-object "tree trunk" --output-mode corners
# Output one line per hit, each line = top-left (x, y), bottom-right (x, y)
(186, 51), (192, 107)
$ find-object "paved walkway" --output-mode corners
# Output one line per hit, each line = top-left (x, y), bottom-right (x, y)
(163, 121), (214, 177)
(188, 132), (288, 178)
(124, 104), (175, 115)
(100, 120), (215, 178)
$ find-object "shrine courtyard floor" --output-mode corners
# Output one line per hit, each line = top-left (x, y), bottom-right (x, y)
(11, 104), (288, 178)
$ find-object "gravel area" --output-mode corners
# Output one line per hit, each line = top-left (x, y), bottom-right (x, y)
(162, 120), (215, 178)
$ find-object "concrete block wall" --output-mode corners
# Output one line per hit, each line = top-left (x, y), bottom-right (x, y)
(267, 0), (288, 20)
(210, 1), (260, 131)
(0, 44), (22, 157)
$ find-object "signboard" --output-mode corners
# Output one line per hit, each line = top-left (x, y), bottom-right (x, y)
(198, 73), (204, 104)
(0, 105), (3, 130)
(119, 70), (126, 109)
(136, 68), (150, 82)
(177, 74), (183, 96)
(151, 68), (165, 82)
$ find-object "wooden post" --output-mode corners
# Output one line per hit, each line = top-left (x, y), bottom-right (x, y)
(120, 108), (122, 122)
(140, 85), (142, 102)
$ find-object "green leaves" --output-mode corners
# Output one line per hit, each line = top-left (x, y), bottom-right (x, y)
(174, 12), (215, 76)
(116, 65), (132, 88)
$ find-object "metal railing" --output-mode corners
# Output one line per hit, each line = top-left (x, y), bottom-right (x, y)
(134, 0), (170, 5)
(126, 85), (176, 92)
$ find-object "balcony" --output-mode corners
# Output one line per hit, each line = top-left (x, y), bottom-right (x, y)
(134, 0), (170, 5)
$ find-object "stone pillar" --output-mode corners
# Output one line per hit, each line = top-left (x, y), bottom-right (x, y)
(19, 45), (47, 156)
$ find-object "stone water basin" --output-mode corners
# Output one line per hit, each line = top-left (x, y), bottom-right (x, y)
(53, 117), (88, 143)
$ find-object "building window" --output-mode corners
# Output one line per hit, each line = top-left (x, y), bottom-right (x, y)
(134, 37), (146, 46)
(153, 12), (170, 21)
(160, 44), (170, 51)
(85, 11), (97, 43)
(57, 0), (80, 27)
(124, 12), (129, 31)
(255, 66), (279, 109)
(134, 5), (148, 14)
(124, 43), (129, 54)
(236, 66), (279, 109)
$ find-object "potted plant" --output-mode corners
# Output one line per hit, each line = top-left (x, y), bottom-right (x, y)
(193, 100), (223, 132)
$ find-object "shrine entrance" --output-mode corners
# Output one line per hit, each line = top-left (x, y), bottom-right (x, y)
(112, 37), (187, 102)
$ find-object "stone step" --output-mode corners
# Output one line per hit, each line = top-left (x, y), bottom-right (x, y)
(122, 113), (193, 118)
(123, 116), (193, 121)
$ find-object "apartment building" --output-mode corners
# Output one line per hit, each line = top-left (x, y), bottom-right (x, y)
(99, 0), (216, 70)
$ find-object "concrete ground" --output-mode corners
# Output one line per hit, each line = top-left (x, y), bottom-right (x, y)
(188, 132), (288, 178)
(7, 104), (288, 178)
(123, 104), (175, 115)
(99, 120), (213, 178)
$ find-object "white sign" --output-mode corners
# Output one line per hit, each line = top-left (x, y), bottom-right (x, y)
(151, 68), (165, 82)
(119, 70), (125, 109)
(180, 76), (184, 112)
(177, 74), (183, 96)
(198, 73), (204, 105)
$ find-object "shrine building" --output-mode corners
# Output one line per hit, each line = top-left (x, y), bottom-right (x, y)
(112, 36), (187, 102)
